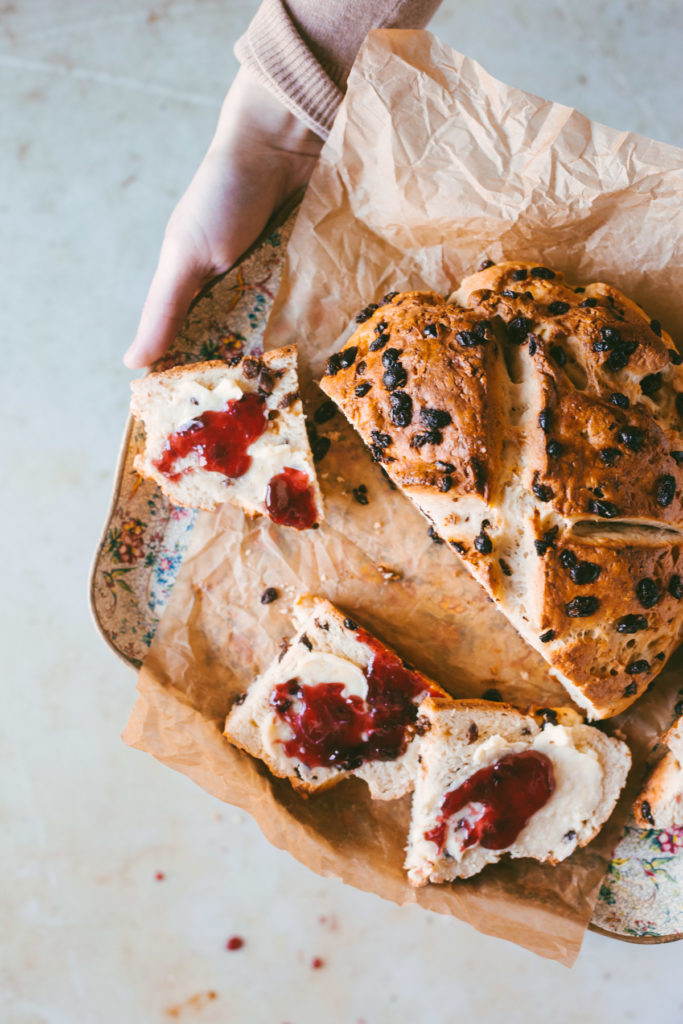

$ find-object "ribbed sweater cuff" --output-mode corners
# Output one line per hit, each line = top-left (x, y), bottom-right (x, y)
(234, 0), (344, 141)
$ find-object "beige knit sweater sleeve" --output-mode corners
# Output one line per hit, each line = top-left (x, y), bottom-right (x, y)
(235, 0), (442, 139)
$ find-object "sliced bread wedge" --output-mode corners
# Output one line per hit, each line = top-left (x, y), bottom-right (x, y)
(224, 596), (449, 799)
(405, 696), (631, 884)
(131, 347), (323, 528)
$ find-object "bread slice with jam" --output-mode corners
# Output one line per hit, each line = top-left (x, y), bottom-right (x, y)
(130, 347), (323, 528)
(224, 596), (450, 799)
(405, 696), (631, 884)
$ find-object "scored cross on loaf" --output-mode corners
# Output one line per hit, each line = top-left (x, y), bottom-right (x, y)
(319, 264), (683, 719)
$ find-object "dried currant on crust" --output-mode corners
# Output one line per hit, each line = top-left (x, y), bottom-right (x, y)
(615, 614), (648, 634)
(531, 473), (553, 502)
(369, 333), (390, 352)
(589, 499), (619, 518)
(560, 550), (577, 569)
(382, 364), (407, 391)
(636, 577), (660, 609)
(355, 303), (378, 323)
(617, 426), (645, 453)
(507, 316), (531, 344)
(389, 391), (412, 427)
(569, 561), (601, 585)
(625, 660), (650, 675)
(420, 408), (452, 429)
(640, 372), (663, 397)
(531, 267), (555, 279)
(656, 475), (676, 507)
(566, 596), (600, 617)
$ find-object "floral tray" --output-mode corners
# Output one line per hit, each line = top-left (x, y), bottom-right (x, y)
(90, 203), (683, 944)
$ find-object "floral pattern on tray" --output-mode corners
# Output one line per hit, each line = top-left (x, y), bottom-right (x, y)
(90, 203), (682, 943)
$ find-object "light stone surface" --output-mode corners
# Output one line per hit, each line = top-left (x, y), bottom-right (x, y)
(2, 1), (682, 1021)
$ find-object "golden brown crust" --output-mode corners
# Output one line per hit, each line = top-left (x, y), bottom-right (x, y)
(319, 291), (503, 502)
(320, 265), (683, 719)
(531, 536), (683, 718)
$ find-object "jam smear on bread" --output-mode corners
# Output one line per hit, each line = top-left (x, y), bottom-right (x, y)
(265, 467), (318, 530)
(425, 750), (555, 852)
(269, 628), (437, 769)
(154, 391), (267, 481)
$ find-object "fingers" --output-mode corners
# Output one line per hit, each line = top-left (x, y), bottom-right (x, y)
(124, 242), (208, 368)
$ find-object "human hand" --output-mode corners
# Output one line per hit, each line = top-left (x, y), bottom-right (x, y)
(124, 66), (323, 368)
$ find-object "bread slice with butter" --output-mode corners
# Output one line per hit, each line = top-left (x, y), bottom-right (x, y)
(405, 696), (631, 884)
(224, 596), (450, 799)
(130, 347), (323, 528)
(633, 710), (683, 828)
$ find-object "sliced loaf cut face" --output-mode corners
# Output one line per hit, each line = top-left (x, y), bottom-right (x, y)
(634, 712), (683, 828)
(130, 348), (323, 528)
(404, 696), (631, 885)
(318, 268), (683, 718)
(224, 596), (449, 800)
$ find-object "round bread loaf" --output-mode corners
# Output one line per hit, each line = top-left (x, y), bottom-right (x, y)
(319, 264), (683, 718)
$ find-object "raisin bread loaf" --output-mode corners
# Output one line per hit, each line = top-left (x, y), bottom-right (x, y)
(224, 596), (449, 799)
(633, 709), (683, 828)
(131, 348), (323, 528)
(318, 267), (683, 718)
(405, 696), (631, 885)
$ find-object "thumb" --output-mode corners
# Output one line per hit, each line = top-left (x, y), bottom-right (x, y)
(124, 242), (209, 369)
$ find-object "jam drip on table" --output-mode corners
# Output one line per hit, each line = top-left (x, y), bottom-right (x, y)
(425, 750), (555, 853)
(265, 467), (318, 530)
(269, 628), (437, 769)
(154, 391), (267, 482)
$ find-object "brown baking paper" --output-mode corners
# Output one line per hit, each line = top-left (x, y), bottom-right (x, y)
(124, 30), (683, 964)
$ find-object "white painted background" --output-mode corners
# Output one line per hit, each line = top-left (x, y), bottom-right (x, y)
(2, 2), (682, 1021)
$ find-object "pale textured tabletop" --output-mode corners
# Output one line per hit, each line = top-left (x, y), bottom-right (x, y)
(3, 2), (683, 1022)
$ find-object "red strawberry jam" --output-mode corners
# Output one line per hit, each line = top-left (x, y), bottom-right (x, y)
(269, 628), (437, 769)
(425, 750), (555, 852)
(265, 467), (318, 530)
(153, 391), (267, 482)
